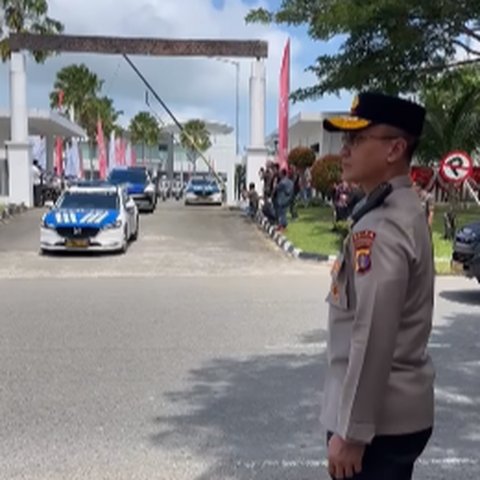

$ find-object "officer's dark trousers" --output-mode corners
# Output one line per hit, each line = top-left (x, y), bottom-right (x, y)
(327, 428), (432, 480)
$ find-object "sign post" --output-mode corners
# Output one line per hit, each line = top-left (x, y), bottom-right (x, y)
(439, 150), (473, 184)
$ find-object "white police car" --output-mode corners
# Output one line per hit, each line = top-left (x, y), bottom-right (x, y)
(40, 184), (139, 254)
(184, 177), (222, 206)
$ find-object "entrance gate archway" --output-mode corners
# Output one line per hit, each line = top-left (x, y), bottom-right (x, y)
(7, 33), (269, 206)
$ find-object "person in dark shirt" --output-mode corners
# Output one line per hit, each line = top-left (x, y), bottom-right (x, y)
(247, 182), (259, 218)
(275, 168), (294, 231)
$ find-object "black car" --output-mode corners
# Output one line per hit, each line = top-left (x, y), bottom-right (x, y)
(451, 220), (480, 282)
(107, 167), (157, 213)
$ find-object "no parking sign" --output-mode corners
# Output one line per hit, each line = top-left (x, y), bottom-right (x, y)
(439, 151), (473, 184)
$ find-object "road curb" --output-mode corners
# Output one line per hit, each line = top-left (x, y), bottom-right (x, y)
(252, 211), (451, 265)
(0, 203), (28, 224)
(254, 212), (335, 262)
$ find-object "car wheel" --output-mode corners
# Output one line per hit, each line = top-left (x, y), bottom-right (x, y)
(131, 217), (139, 241)
(119, 228), (128, 254)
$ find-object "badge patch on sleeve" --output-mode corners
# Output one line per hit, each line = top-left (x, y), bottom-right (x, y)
(352, 230), (376, 274)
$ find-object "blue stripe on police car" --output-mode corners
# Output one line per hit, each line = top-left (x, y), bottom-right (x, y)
(44, 209), (119, 227)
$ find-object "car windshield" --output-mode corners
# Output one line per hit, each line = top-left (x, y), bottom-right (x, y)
(108, 169), (147, 184)
(190, 178), (217, 187)
(57, 192), (119, 210)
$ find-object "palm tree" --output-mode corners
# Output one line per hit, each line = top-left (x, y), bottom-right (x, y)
(179, 119), (212, 172)
(49, 64), (104, 122)
(417, 88), (480, 165)
(128, 112), (161, 163)
(78, 96), (122, 178)
(0, 0), (64, 62)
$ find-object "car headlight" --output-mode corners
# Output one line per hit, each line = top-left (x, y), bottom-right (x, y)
(41, 218), (55, 229)
(104, 219), (122, 230)
(144, 184), (155, 193)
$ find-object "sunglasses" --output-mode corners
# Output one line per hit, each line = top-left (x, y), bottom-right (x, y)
(342, 132), (401, 147)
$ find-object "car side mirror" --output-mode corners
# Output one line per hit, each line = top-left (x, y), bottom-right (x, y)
(44, 200), (54, 209)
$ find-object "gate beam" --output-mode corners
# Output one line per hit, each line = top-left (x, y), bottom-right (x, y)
(8, 33), (268, 58)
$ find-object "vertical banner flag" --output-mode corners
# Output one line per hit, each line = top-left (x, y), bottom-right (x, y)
(120, 139), (127, 166)
(96, 119), (108, 180)
(32, 136), (47, 170)
(64, 141), (75, 178)
(278, 38), (290, 170)
(55, 90), (65, 176)
(131, 145), (137, 166)
(72, 138), (82, 178)
(109, 130), (116, 172)
(115, 137), (123, 166)
(125, 142), (132, 167)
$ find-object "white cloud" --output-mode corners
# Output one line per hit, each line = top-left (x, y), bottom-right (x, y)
(0, 0), (310, 148)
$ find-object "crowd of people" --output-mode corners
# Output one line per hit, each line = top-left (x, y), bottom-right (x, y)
(240, 160), (366, 232)
(239, 161), (313, 232)
(330, 180), (365, 228)
(238, 159), (440, 239)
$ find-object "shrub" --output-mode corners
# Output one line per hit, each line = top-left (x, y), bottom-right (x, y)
(288, 146), (316, 169)
(311, 154), (343, 197)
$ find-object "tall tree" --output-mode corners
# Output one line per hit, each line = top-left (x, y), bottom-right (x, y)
(179, 119), (211, 172)
(416, 67), (480, 165)
(78, 96), (122, 175)
(50, 64), (104, 122)
(128, 111), (161, 163)
(0, 0), (64, 62)
(246, 1), (480, 100)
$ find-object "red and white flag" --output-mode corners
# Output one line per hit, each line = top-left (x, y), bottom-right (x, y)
(96, 119), (108, 180)
(278, 39), (290, 170)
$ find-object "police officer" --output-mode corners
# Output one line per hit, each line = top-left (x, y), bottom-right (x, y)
(321, 92), (435, 480)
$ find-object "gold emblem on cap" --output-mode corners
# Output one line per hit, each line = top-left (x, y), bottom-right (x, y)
(351, 95), (359, 113)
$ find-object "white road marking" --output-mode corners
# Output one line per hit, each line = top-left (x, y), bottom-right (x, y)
(435, 387), (479, 406)
(265, 341), (326, 351)
(429, 342), (451, 348)
(234, 457), (478, 469)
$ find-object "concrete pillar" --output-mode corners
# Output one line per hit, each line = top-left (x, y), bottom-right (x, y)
(46, 135), (54, 172)
(6, 52), (32, 207)
(246, 59), (268, 193)
(226, 156), (236, 206)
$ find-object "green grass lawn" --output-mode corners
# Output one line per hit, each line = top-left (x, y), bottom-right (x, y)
(284, 204), (480, 273)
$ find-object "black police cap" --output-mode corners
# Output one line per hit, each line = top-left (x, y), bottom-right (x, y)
(323, 92), (426, 138)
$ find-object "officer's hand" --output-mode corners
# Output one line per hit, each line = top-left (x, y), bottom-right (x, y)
(327, 433), (365, 479)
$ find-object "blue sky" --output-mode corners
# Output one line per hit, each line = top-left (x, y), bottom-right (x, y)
(0, 0), (351, 151)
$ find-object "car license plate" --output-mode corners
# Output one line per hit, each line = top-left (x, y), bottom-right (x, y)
(451, 260), (464, 274)
(65, 239), (88, 248)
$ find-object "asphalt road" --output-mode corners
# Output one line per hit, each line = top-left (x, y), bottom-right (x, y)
(0, 202), (479, 479)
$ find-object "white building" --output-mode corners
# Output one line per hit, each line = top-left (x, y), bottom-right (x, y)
(0, 109), (85, 204)
(266, 111), (349, 158)
(162, 120), (238, 175)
